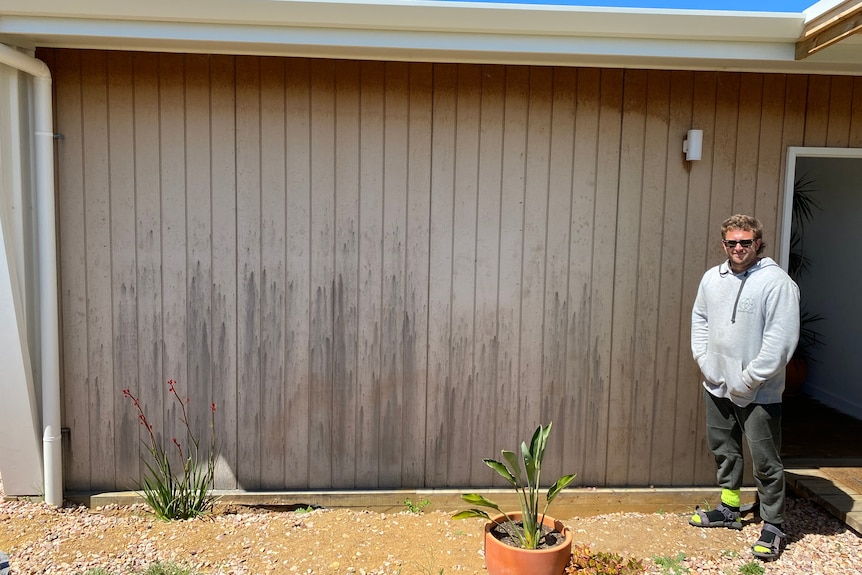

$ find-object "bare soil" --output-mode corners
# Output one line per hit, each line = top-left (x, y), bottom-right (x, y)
(1, 492), (860, 575)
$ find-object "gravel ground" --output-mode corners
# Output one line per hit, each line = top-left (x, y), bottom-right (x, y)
(2, 473), (861, 575)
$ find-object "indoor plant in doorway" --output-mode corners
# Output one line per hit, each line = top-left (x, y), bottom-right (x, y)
(786, 173), (825, 394)
(453, 422), (576, 575)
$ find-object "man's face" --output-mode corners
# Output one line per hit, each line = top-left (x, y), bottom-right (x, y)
(722, 228), (760, 273)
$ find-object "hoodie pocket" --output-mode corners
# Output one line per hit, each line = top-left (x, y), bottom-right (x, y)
(700, 351), (753, 401)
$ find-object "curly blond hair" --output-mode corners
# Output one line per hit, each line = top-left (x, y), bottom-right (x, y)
(721, 214), (765, 255)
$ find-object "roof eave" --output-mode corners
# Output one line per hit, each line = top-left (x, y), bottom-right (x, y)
(1, 0), (859, 74)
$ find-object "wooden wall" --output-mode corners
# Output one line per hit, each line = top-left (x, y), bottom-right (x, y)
(39, 49), (862, 492)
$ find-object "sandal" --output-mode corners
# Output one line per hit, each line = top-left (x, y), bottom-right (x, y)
(688, 503), (743, 529)
(752, 523), (786, 560)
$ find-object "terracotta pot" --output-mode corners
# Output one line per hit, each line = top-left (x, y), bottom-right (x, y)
(785, 357), (808, 396)
(483, 512), (572, 575)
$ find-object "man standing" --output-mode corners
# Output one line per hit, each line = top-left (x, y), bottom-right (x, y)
(689, 214), (800, 561)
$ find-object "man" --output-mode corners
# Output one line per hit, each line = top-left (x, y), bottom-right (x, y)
(689, 214), (800, 561)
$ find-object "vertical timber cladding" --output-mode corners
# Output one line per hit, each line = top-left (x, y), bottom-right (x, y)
(44, 47), (862, 492)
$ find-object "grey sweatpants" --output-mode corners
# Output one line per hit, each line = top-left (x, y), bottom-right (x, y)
(704, 389), (785, 525)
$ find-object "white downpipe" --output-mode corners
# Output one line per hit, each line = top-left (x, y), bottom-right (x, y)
(0, 43), (62, 507)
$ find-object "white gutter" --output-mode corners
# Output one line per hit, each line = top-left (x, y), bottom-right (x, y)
(0, 42), (62, 507)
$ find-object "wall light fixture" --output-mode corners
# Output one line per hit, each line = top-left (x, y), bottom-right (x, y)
(683, 129), (703, 161)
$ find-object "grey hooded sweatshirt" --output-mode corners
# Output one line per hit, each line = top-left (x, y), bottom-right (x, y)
(691, 257), (800, 407)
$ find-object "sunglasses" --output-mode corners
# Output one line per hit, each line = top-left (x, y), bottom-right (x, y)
(722, 239), (756, 248)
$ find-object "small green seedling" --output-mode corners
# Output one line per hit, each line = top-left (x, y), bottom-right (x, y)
(653, 553), (689, 575)
(739, 561), (765, 575)
(404, 498), (431, 514)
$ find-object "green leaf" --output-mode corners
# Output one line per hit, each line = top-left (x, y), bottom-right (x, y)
(522, 440), (537, 484)
(501, 451), (523, 485)
(452, 509), (491, 520)
(546, 473), (577, 504)
(460, 493), (502, 512)
(484, 458), (517, 486)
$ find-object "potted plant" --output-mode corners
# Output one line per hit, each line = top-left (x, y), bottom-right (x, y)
(786, 174), (825, 394)
(453, 422), (576, 575)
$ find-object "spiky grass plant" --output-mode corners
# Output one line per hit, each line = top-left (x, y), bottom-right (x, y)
(123, 380), (218, 520)
(453, 422), (576, 549)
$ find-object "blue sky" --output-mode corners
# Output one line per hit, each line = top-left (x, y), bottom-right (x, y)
(435, 0), (817, 12)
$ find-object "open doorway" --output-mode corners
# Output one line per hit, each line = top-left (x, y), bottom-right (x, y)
(780, 147), (862, 427)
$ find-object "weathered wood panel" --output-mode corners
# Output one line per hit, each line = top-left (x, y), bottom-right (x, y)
(332, 58), (359, 488)
(630, 69), (669, 485)
(426, 63), (457, 486)
(584, 68), (622, 487)
(542, 67), (575, 482)
(131, 52), (162, 489)
(449, 64), (479, 487)
(258, 56), (287, 488)
(471, 64), (504, 485)
(309, 59), (336, 488)
(47, 49), (861, 492)
(210, 55), (238, 489)
(235, 55), (262, 489)
(676, 71), (717, 486)
(55, 49), (90, 488)
(568, 67), (600, 484)
(106, 51), (138, 490)
(380, 62), (410, 487)
(401, 62), (432, 486)
(607, 68), (646, 485)
(651, 70), (693, 487)
(80, 51), (114, 489)
(282, 58), (312, 489)
(494, 65), (529, 483)
(157, 53), (189, 473)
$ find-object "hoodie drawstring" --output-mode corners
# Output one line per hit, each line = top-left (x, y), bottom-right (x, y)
(731, 271), (749, 323)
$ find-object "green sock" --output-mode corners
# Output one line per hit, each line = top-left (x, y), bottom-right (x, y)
(720, 488), (741, 511)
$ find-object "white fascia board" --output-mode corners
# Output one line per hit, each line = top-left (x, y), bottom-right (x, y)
(1, 1), (859, 73)
(4, 16), (858, 75)
(0, 0), (804, 41)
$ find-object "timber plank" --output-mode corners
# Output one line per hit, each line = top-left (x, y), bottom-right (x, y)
(568, 68), (600, 485)
(379, 61), (410, 487)
(827, 75), (854, 147)
(235, 55), (262, 489)
(732, 73), (762, 217)
(332, 59), (360, 488)
(493, 65), (529, 483)
(448, 63), (480, 487)
(470, 64), (505, 485)
(426, 63), (457, 486)
(629, 69), (669, 486)
(183, 54), (214, 489)
(402, 62), (433, 487)
(651, 70), (692, 487)
(308, 59), (336, 488)
(677, 71), (718, 486)
(520, 66), (552, 440)
(541, 66), (576, 482)
(81, 50), (115, 489)
(804, 75), (830, 146)
(259, 56), (288, 488)
(131, 51), (163, 489)
(55, 49), (90, 489)
(157, 53), (189, 468)
(755, 74), (787, 254)
(607, 69), (647, 485)
(584, 68), (622, 487)
(283, 58), (312, 488)
(106, 51), (139, 490)
(357, 60), (385, 487)
(210, 55), (238, 489)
